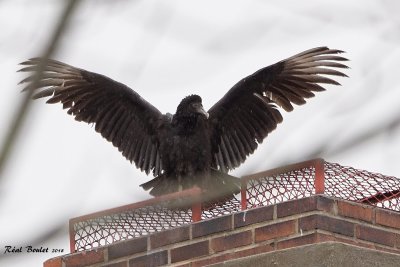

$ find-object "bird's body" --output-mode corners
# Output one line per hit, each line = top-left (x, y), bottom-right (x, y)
(19, 47), (348, 204)
(149, 100), (214, 195)
(139, 95), (240, 200)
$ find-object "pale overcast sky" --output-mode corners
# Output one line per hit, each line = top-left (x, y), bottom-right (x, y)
(0, 1), (399, 266)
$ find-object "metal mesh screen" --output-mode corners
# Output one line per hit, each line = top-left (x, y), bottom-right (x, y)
(323, 161), (400, 210)
(69, 159), (400, 252)
(245, 166), (316, 208)
(70, 191), (240, 252)
(201, 195), (241, 219)
(72, 205), (192, 251)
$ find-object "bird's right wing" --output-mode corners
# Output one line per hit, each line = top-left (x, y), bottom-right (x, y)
(207, 47), (348, 172)
(19, 58), (165, 176)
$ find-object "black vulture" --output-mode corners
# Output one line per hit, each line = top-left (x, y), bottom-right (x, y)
(19, 47), (348, 203)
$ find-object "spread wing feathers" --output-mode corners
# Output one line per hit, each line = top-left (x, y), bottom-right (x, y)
(18, 58), (164, 175)
(208, 47), (348, 172)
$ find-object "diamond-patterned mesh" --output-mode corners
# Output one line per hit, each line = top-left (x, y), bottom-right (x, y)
(72, 205), (192, 251)
(246, 166), (316, 208)
(70, 159), (400, 252)
(323, 162), (400, 210)
(201, 195), (241, 219)
(70, 189), (240, 252)
(243, 160), (400, 211)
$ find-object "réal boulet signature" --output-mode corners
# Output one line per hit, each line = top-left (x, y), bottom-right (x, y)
(3, 246), (64, 254)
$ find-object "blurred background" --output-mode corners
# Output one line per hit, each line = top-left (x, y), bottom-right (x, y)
(0, 0), (399, 265)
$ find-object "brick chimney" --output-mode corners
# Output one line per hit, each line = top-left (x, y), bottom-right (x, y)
(43, 159), (400, 266)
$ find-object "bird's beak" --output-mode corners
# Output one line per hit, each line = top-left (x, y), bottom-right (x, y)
(198, 105), (209, 119)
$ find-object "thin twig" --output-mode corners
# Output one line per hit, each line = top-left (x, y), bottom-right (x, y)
(0, 0), (80, 180)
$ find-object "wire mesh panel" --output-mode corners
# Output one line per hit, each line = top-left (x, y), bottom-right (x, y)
(242, 159), (323, 209)
(70, 188), (241, 252)
(242, 159), (400, 211)
(324, 161), (400, 210)
(245, 167), (316, 208)
(69, 159), (400, 252)
(201, 195), (241, 219)
(72, 205), (192, 251)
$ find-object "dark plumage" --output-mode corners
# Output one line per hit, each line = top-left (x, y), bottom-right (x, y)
(19, 47), (348, 203)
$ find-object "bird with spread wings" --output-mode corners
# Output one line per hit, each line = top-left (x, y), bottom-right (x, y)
(19, 47), (348, 203)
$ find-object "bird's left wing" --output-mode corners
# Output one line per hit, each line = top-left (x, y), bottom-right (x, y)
(208, 47), (348, 172)
(19, 58), (165, 176)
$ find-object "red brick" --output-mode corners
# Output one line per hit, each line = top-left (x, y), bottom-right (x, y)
(43, 257), (63, 267)
(338, 201), (374, 222)
(211, 230), (252, 252)
(356, 225), (397, 247)
(108, 236), (147, 260)
(316, 196), (336, 214)
(102, 261), (128, 267)
(376, 208), (400, 229)
(191, 253), (231, 267)
(150, 226), (190, 249)
(315, 232), (337, 242)
(397, 234), (400, 248)
(375, 245), (400, 255)
(276, 232), (316, 250)
(234, 205), (274, 228)
(64, 248), (105, 267)
(233, 243), (274, 258)
(322, 235), (376, 250)
(284, 232), (379, 252)
(320, 216), (354, 237)
(192, 243), (275, 267)
(192, 215), (232, 238)
(171, 240), (209, 263)
(298, 215), (318, 230)
(128, 250), (168, 267)
(255, 220), (296, 242)
(277, 197), (317, 218)
(299, 215), (354, 237)
(276, 232), (334, 250)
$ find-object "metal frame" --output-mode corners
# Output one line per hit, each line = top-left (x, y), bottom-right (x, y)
(240, 158), (325, 210)
(69, 187), (202, 252)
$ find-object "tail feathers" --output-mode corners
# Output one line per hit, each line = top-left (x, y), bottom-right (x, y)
(140, 174), (177, 196)
(140, 176), (160, 191)
(203, 169), (241, 205)
(209, 169), (240, 194)
(140, 169), (241, 206)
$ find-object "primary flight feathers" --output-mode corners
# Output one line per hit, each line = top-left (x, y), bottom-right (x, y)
(19, 47), (348, 199)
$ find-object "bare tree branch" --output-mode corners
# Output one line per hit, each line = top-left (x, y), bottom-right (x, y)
(0, 0), (80, 180)
(306, 113), (400, 160)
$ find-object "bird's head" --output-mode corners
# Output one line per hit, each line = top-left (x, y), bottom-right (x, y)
(176, 94), (209, 119)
